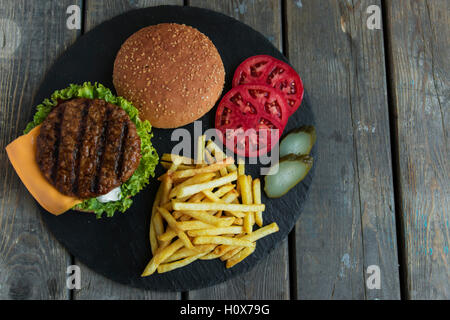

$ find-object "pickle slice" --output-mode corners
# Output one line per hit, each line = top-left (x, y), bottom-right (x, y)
(279, 126), (316, 157)
(264, 154), (313, 198)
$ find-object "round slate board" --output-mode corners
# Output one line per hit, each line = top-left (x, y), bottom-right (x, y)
(33, 5), (316, 291)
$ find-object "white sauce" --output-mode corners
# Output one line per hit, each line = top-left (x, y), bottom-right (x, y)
(96, 187), (122, 203)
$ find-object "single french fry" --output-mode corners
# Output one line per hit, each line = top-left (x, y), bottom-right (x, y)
(247, 175), (256, 227)
(187, 226), (244, 237)
(252, 178), (263, 227)
(238, 175), (254, 232)
(226, 245), (256, 268)
(157, 207), (194, 249)
(160, 176), (173, 206)
(175, 210), (235, 227)
(244, 222), (279, 242)
(196, 135), (206, 165)
(238, 175), (253, 205)
(221, 190), (239, 203)
(149, 219), (158, 255)
(177, 221), (215, 231)
(193, 236), (255, 247)
(169, 172), (216, 199)
(243, 213), (254, 234)
(200, 252), (225, 260)
(157, 251), (209, 274)
(152, 187), (167, 248)
(141, 239), (184, 276)
(172, 201), (265, 213)
(152, 184), (163, 220)
(176, 172), (238, 198)
(237, 158), (245, 176)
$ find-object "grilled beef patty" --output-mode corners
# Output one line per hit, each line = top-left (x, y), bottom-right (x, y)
(36, 98), (141, 198)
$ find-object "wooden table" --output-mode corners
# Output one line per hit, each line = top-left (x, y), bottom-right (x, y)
(0, 0), (448, 300)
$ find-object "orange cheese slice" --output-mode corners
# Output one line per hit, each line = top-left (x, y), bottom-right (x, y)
(5, 125), (82, 215)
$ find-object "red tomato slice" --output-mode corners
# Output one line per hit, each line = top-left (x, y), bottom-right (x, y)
(232, 55), (304, 115)
(215, 84), (289, 157)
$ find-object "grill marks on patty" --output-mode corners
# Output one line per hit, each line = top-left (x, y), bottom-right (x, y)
(36, 98), (141, 199)
(97, 107), (129, 195)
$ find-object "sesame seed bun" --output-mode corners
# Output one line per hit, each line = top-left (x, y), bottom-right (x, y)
(113, 23), (225, 129)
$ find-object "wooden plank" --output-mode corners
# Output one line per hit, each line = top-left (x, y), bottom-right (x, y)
(385, 0), (449, 299)
(84, 0), (181, 31)
(73, 0), (183, 300)
(286, 0), (400, 299)
(0, 0), (81, 299)
(187, 0), (289, 300)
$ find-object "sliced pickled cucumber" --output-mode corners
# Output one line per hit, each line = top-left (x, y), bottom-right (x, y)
(279, 126), (316, 157)
(264, 154), (313, 198)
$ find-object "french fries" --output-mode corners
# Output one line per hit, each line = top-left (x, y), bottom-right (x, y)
(172, 201), (265, 213)
(253, 178), (263, 227)
(193, 236), (255, 247)
(141, 138), (279, 276)
(157, 207), (194, 249)
(161, 153), (194, 164)
(237, 158), (245, 176)
(176, 172), (238, 198)
(196, 135), (206, 166)
(160, 158), (234, 181)
(187, 226), (243, 237)
(169, 172), (216, 199)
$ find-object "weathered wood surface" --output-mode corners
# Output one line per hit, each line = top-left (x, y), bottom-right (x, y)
(385, 0), (449, 300)
(74, 0), (183, 300)
(0, 0), (81, 300)
(187, 0), (290, 300)
(0, 0), (449, 300)
(286, 0), (400, 299)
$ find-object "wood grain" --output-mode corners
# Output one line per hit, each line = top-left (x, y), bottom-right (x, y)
(385, 0), (449, 299)
(1, 0), (447, 300)
(286, 0), (400, 299)
(187, 0), (290, 300)
(0, 0), (81, 299)
(73, 0), (182, 300)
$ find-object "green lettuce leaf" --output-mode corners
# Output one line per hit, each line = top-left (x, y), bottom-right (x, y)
(25, 82), (159, 218)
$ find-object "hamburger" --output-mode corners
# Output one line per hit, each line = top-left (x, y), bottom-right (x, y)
(6, 82), (158, 217)
(113, 23), (225, 128)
